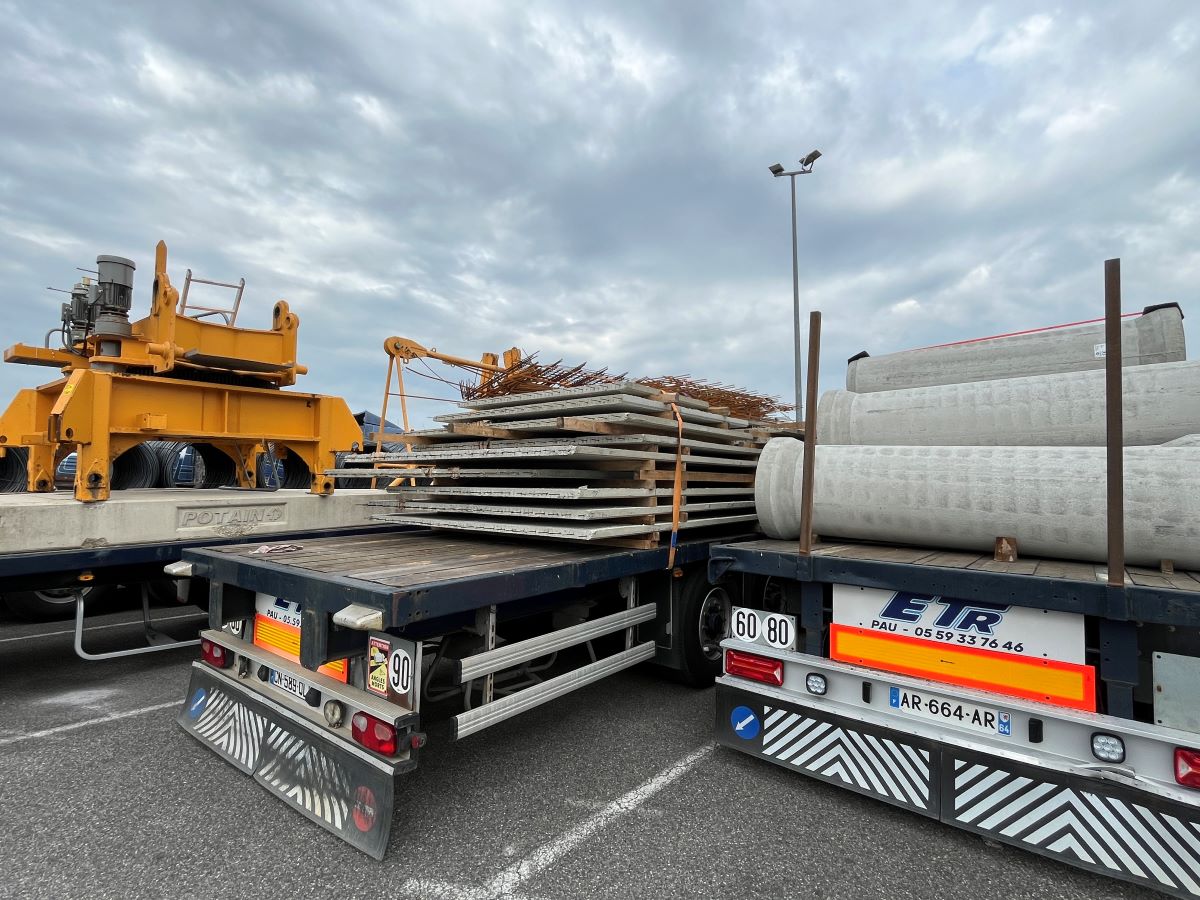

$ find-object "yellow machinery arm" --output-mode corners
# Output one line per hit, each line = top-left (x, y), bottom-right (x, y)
(382, 336), (521, 375)
(376, 336), (522, 438)
(0, 241), (361, 501)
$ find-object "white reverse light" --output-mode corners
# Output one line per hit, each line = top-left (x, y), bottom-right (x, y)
(1091, 733), (1126, 764)
(806, 673), (828, 696)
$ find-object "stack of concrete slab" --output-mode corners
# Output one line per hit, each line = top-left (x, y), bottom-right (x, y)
(757, 304), (1200, 567)
(332, 381), (778, 547)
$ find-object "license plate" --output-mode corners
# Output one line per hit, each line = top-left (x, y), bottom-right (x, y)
(269, 669), (310, 702)
(888, 686), (1011, 737)
(731, 607), (797, 651)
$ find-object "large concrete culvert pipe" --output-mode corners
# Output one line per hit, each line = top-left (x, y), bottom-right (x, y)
(845, 304), (1184, 393)
(818, 359), (1200, 447)
(754, 436), (1200, 569)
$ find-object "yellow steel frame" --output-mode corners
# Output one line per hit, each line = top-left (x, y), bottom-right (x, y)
(0, 370), (361, 501)
(5, 241), (307, 386)
(0, 240), (362, 501)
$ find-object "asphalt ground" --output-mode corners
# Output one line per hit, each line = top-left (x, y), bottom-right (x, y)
(0, 600), (1158, 900)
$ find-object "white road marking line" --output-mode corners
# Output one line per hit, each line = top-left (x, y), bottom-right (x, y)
(0, 700), (179, 746)
(397, 745), (713, 900)
(563, 797), (664, 818)
(487, 743), (714, 897)
(394, 880), (541, 900)
(0, 612), (205, 644)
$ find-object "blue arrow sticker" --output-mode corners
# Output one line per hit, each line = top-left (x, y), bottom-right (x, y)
(186, 687), (208, 720)
(730, 705), (760, 740)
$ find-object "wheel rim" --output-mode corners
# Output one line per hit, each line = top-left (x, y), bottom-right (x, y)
(32, 586), (89, 608)
(698, 586), (731, 661)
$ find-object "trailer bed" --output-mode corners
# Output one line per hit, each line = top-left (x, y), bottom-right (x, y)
(185, 530), (719, 668)
(710, 537), (1200, 626)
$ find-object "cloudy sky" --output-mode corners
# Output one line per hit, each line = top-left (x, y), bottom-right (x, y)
(1, 1), (1197, 427)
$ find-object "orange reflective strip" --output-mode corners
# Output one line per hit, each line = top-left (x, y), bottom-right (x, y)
(830, 624), (1096, 712)
(253, 613), (348, 683)
(318, 659), (348, 682)
(254, 614), (300, 657)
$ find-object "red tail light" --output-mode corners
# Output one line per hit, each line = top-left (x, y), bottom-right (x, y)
(201, 638), (232, 669)
(352, 712), (397, 756)
(725, 648), (784, 686)
(1175, 748), (1200, 789)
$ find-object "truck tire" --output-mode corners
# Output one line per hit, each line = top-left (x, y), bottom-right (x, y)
(677, 570), (732, 687)
(2, 584), (112, 621)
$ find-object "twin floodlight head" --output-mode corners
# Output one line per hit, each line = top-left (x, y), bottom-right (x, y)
(768, 150), (822, 177)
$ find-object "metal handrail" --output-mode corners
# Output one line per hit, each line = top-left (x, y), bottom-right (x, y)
(180, 268), (246, 325)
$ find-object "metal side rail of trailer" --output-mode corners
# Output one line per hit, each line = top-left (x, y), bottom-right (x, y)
(174, 529), (733, 856)
(709, 538), (1200, 899)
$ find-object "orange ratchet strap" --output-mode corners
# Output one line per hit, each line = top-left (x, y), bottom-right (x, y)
(667, 402), (685, 568)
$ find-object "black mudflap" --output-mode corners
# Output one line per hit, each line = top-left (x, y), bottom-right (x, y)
(715, 682), (940, 817)
(716, 683), (1200, 899)
(179, 663), (397, 859)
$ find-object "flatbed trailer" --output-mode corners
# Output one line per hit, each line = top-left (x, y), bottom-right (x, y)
(176, 528), (738, 857)
(711, 538), (1200, 898)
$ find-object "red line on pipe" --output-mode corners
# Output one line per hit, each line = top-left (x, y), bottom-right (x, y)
(914, 311), (1140, 351)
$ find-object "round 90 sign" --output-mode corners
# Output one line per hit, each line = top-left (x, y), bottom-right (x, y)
(389, 647), (413, 695)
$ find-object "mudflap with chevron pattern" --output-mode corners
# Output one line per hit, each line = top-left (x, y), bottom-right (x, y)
(717, 684), (1200, 898)
(947, 750), (1200, 898)
(179, 663), (400, 859)
(715, 683), (939, 817)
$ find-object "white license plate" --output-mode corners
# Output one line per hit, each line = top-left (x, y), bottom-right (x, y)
(270, 669), (310, 702)
(888, 686), (1011, 737)
(731, 607), (797, 651)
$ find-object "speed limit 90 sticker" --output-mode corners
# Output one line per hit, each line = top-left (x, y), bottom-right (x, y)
(388, 647), (413, 695)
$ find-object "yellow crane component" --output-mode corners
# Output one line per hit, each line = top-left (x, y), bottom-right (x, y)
(367, 337), (522, 486)
(376, 336), (521, 439)
(5, 241), (306, 386)
(0, 241), (362, 501)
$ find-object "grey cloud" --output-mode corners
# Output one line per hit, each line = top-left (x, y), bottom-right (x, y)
(0, 0), (1197, 432)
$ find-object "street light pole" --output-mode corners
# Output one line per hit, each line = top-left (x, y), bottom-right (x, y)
(769, 150), (821, 424)
(790, 173), (800, 425)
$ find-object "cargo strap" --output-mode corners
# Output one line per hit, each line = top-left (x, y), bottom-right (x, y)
(667, 402), (685, 569)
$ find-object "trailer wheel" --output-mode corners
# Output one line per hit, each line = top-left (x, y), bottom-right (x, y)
(678, 571), (731, 687)
(2, 584), (112, 621)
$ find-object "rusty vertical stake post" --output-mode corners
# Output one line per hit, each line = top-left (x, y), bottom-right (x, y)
(798, 310), (821, 555)
(1104, 258), (1125, 587)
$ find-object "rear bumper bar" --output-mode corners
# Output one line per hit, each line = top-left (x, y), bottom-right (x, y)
(179, 662), (414, 858)
(717, 679), (1200, 898)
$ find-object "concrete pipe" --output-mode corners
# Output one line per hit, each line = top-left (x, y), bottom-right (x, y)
(818, 359), (1200, 447)
(845, 304), (1185, 393)
(754, 437), (1200, 569)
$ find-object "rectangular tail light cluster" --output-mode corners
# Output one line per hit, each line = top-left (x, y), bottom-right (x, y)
(1175, 748), (1200, 789)
(725, 648), (784, 687)
(351, 711), (398, 756)
(200, 638), (232, 669)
